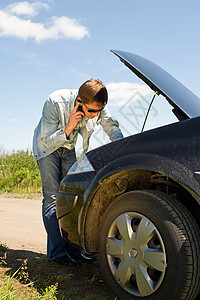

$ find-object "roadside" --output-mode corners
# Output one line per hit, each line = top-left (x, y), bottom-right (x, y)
(0, 193), (113, 299)
(0, 193), (46, 255)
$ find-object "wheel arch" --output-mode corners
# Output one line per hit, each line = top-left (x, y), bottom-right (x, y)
(81, 154), (200, 253)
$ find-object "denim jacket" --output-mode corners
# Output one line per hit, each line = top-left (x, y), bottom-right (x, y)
(33, 89), (123, 160)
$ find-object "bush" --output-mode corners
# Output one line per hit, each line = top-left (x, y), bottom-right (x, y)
(0, 150), (42, 193)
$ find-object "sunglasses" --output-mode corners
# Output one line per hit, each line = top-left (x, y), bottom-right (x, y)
(78, 98), (104, 113)
(84, 103), (104, 113)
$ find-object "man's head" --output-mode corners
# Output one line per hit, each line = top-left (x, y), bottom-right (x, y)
(77, 79), (108, 118)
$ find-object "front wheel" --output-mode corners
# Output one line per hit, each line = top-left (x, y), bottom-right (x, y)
(98, 190), (200, 300)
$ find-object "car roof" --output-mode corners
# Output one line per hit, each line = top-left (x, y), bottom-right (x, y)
(111, 50), (200, 119)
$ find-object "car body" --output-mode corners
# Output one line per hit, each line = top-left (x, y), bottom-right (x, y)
(56, 50), (200, 300)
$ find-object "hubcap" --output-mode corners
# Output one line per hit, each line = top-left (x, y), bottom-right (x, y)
(130, 249), (138, 258)
(106, 212), (167, 297)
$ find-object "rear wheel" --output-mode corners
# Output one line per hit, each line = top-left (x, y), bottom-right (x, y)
(98, 190), (200, 300)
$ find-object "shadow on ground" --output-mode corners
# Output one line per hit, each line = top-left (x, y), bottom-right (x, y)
(0, 248), (114, 299)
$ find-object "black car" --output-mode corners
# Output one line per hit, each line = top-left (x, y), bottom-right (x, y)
(56, 50), (200, 300)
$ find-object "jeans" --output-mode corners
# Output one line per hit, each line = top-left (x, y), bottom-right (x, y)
(37, 147), (76, 260)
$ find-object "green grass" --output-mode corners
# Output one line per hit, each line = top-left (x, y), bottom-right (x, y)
(0, 149), (42, 193)
(0, 248), (114, 300)
(0, 244), (58, 299)
(0, 242), (8, 252)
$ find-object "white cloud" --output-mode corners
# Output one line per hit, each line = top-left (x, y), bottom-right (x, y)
(48, 16), (90, 40)
(0, 2), (90, 42)
(9, 118), (17, 122)
(6, 1), (49, 17)
(106, 82), (152, 106)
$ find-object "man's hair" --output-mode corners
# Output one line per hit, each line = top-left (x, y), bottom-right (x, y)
(78, 78), (108, 106)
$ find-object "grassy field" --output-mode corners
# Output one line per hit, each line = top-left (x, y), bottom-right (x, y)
(0, 149), (42, 193)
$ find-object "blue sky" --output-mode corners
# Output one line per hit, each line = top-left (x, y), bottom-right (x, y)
(0, 0), (200, 153)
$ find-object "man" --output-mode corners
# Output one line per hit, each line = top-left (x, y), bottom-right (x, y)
(33, 79), (123, 265)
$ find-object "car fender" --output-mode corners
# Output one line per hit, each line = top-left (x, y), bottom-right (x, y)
(83, 152), (200, 204)
(79, 153), (200, 252)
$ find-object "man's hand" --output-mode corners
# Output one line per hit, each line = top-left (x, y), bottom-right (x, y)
(65, 103), (84, 137)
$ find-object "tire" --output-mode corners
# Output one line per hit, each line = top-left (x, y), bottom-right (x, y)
(98, 190), (200, 300)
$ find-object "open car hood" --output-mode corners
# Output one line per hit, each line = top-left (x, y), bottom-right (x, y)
(111, 50), (200, 119)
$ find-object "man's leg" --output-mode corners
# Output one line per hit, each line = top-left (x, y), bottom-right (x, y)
(37, 148), (75, 260)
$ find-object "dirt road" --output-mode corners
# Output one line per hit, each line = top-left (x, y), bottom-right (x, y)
(0, 194), (46, 254)
(0, 194), (113, 299)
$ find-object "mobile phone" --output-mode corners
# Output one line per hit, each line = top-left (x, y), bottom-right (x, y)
(76, 99), (83, 113)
